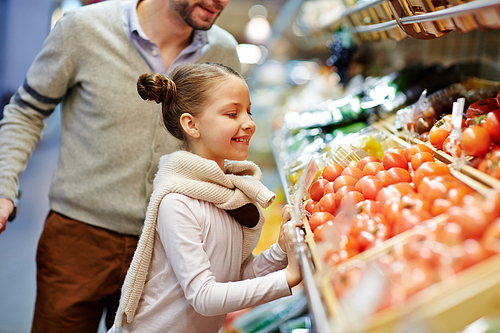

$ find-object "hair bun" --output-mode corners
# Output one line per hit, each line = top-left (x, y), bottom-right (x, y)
(137, 73), (177, 104)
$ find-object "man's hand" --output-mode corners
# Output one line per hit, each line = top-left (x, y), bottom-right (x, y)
(0, 197), (14, 235)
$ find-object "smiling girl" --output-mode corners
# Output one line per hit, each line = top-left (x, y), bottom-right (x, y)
(109, 63), (302, 333)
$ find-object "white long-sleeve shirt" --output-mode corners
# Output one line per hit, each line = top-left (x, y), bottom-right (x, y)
(111, 193), (291, 333)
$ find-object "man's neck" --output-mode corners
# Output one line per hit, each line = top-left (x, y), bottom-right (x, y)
(137, 0), (194, 52)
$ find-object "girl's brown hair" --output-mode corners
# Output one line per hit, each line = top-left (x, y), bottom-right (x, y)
(137, 62), (243, 143)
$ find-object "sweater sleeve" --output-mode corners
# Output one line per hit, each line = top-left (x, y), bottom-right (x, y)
(241, 243), (288, 279)
(0, 13), (75, 201)
(157, 195), (291, 317)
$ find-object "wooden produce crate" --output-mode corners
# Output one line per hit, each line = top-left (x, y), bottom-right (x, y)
(299, 126), (500, 332)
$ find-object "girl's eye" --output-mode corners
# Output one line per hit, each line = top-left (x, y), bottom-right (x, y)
(228, 112), (237, 117)
(247, 111), (253, 116)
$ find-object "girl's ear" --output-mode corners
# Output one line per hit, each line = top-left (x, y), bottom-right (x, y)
(180, 113), (200, 139)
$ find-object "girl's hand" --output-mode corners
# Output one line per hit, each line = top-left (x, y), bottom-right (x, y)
(283, 221), (302, 288)
(278, 205), (293, 252)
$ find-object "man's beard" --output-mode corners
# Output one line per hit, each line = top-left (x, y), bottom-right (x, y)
(172, 0), (223, 31)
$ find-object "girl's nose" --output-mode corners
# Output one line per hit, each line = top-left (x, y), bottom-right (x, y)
(242, 114), (256, 132)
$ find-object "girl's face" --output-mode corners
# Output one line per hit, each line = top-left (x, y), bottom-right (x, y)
(187, 75), (255, 169)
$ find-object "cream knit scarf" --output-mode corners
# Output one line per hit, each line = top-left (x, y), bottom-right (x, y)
(114, 151), (276, 327)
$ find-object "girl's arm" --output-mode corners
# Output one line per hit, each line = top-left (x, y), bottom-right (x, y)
(158, 195), (292, 317)
(242, 205), (302, 289)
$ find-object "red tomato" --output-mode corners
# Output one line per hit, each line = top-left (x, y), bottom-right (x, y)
(340, 191), (365, 208)
(448, 206), (489, 239)
(484, 109), (500, 143)
(317, 193), (337, 214)
(461, 126), (491, 157)
(382, 152), (408, 170)
(466, 97), (499, 119)
(478, 146), (500, 179)
(386, 147), (406, 161)
(341, 166), (364, 180)
(410, 151), (434, 170)
(375, 170), (391, 186)
(407, 144), (434, 161)
(305, 200), (318, 215)
(323, 181), (335, 195)
(429, 118), (452, 150)
(358, 177), (384, 200)
(308, 212), (334, 232)
(322, 163), (344, 182)
(335, 185), (357, 207)
(333, 175), (358, 192)
(458, 238), (491, 270)
(355, 175), (375, 192)
(356, 156), (381, 170)
(387, 167), (412, 184)
(309, 179), (329, 201)
(356, 199), (378, 215)
(314, 220), (334, 242)
(412, 161), (450, 188)
(481, 217), (500, 253)
(363, 161), (383, 176)
(435, 222), (464, 247)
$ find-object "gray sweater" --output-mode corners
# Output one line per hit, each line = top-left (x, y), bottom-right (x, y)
(0, 0), (241, 235)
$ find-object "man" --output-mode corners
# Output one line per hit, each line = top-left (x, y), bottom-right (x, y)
(0, 0), (240, 331)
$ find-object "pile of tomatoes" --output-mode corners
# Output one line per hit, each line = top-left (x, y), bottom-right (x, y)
(427, 92), (500, 179)
(305, 143), (499, 266)
(331, 213), (500, 314)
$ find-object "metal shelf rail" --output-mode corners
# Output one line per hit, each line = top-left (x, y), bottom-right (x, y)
(301, 0), (500, 36)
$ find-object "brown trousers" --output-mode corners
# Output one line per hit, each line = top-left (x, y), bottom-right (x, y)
(32, 211), (138, 333)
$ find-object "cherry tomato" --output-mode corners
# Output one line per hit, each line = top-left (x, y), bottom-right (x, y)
(383, 152), (408, 170)
(335, 185), (357, 207)
(363, 161), (383, 176)
(386, 147), (406, 161)
(481, 217), (500, 253)
(323, 181), (335, 195)
(317, 193), (337, 214)
(357, 199), (378, 215)
(340, 191), (365, 208)
(466, 97), (499, 119)
(406, 144), (434, 161)
(411, 151), (434, 170)
(309, 179), (329, 201)
(412, 161), (450, 188)
(308, 212), (334, 232)
(322, 163), (344, 182)
(333, 175), (358, 192)
(305, 200), (318, 214)
(375, 170), (391, 186)
(357, 177), (384, 200)
(341, 166), (364, 180)
(458, 238), (491, 270)
(387, 167), (412, 184)
(478, 146), (500, 179)
(314, 220), (334, 242)
(435, 222), (464, 247)
(356, 156), (381, 170)
(461, 125), (491, 157)
(484, 109), (500, 143)
(355, 175), (375, 193)
(429, 118), (452, 150)
(448, 205), (489, 239)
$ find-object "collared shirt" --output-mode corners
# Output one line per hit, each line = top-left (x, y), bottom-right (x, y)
(120, 0), (210, 75)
